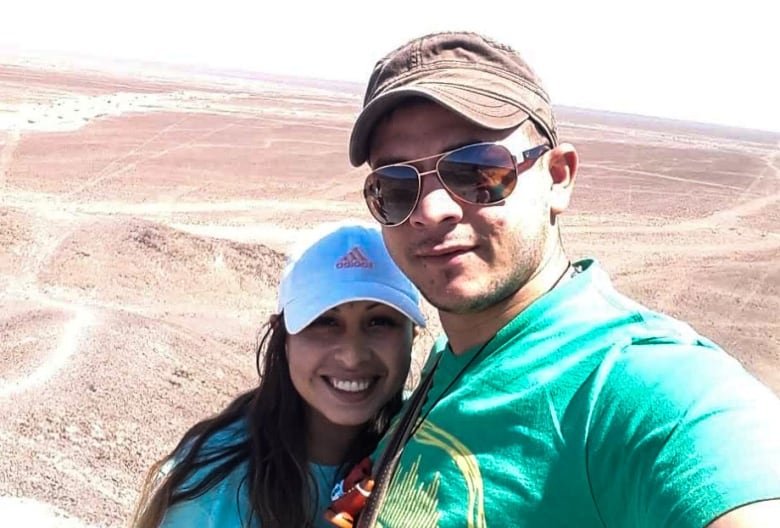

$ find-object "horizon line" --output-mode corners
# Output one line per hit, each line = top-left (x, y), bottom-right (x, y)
(2, 45), (779, 136)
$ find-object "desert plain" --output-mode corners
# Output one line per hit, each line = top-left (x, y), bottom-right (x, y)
(0, 55), (778, 527)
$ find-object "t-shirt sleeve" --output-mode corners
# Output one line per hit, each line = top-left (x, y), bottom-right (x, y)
(160, 499), (215, 528)
(159, 466), (254, 527)
(158, 421), (253, 527)
(586, 343), (780, 528)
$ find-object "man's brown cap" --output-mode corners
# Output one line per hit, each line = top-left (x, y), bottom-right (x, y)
(349, 31), (558, 167)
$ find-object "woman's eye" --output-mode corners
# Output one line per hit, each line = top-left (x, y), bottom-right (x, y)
(368, 315), (399, 328)
(310, 316), (338, 328)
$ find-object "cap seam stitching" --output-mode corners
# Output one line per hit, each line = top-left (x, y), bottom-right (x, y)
(426, 84), (556, 144)
(423, 84), (531, 117)
(421, 81), (549, 109)
(427, 82), (557, 143)
(376, 61), (551, 103)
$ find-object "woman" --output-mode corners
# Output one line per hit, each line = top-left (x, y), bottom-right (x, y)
(133, 222), (425, 527)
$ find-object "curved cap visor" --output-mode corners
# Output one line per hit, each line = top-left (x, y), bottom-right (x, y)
(283, 280), (426, 334)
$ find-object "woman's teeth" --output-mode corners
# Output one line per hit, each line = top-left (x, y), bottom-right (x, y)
(329, 378), (372, 392)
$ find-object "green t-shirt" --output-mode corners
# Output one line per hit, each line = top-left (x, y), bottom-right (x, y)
(371, 259), (780, 527)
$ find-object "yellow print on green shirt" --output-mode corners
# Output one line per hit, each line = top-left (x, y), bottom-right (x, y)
(379, 420), (486, 528)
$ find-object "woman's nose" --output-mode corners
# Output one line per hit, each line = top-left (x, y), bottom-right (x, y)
(333, 335), (371, 368)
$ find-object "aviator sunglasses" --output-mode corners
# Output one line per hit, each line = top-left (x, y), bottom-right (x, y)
(363, 141), (550, 227)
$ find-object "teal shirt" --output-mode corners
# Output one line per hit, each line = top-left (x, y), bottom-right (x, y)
(160, 462), (338, 528)
(159, 421), (340, 528)
(372, 259), (780, 527)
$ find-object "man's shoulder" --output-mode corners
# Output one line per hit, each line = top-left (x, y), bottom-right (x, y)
(592, 339), (779, 431)
(587, 340), (780, 528)
(562, 259), (723, 349)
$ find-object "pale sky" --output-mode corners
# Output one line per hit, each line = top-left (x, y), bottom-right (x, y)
(2, 0), (778, 132)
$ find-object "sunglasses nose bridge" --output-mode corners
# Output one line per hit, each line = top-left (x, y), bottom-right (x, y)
(406, 165), (467, 226)
(417, 168), (439, 178)
(416, 167), (450, 196)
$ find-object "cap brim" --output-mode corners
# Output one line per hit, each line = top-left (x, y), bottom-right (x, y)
(349, 78), (533, 167)
(283, 280), (426, 334)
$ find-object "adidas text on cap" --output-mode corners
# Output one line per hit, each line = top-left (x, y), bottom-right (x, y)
(278, 221), (426, 334)
(349, 31), (558, 167)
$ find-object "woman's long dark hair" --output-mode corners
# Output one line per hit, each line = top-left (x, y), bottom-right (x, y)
(133, 314), (402, 527)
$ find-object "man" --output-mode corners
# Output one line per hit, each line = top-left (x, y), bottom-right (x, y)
(333, 31), (780, 527)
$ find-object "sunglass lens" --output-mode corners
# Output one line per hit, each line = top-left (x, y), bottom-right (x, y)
(438, 144), (516, 204)
(364, 165), (419, 225)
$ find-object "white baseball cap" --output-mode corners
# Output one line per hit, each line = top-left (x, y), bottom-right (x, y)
(278, 221), (426, 334)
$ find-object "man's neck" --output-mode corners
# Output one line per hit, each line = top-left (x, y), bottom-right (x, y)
(440, 251), (572, 355)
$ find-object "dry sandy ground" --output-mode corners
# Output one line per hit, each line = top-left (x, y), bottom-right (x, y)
(0, 56), (778, 527)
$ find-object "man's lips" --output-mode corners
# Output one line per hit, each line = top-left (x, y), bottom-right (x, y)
(415, 244), (474, 258)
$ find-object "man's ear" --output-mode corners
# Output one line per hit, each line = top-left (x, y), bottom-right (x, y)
(547, 143), (578, 216)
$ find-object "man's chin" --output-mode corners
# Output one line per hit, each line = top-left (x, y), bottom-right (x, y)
(424, 287), (492, 315)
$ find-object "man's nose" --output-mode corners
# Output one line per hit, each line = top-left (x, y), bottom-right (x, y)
(407, 172), (463, 228)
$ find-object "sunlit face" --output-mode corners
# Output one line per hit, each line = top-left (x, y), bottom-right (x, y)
(368, 101), (555, 314)
(286, 301), (413, 430)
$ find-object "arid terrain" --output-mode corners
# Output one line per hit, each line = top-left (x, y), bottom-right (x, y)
(0, 55), (778, 527)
